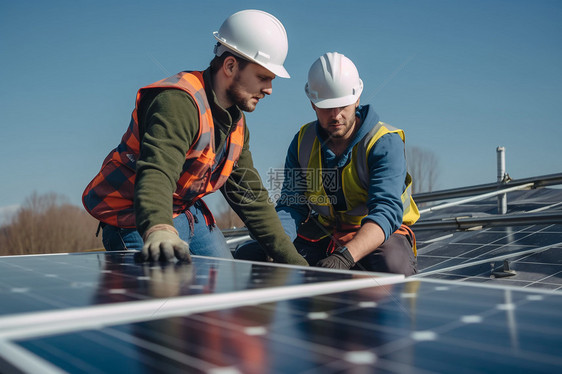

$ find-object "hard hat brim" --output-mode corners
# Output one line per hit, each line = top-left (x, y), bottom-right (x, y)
(309, 94), (361, 109)
(214, 36), (290, 79)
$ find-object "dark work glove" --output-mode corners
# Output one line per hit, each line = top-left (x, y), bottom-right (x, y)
(316, 247), (355, 270)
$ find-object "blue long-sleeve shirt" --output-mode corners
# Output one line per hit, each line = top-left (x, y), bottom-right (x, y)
(276, 105), (407, 242)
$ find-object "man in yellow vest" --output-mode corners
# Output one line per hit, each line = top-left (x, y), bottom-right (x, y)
(236, 52), (420, 275)
(83, 10), (308, 266)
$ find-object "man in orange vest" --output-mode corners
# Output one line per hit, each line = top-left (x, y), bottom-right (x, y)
(83, 10), (308, 266)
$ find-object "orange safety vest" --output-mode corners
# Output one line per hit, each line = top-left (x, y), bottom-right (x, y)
(82, 71), (245, 228)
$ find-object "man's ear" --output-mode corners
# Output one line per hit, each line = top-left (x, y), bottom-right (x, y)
(223, 56), (237, 78)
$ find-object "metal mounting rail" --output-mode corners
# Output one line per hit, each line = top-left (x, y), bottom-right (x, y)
(220, 173), (562, 236)
(222, 228), (249, 237)
(413, 172), (562, 203)
(418, 183), (534, 214)
(412, 211), (562, 231)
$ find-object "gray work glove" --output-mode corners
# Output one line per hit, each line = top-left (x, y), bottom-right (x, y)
(316, 247), (355, 270)
(137, 228), (191, 263)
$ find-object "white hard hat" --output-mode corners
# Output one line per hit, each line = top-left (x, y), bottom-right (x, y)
(213, 10), (290, 78)
(305, 52), (363, 108)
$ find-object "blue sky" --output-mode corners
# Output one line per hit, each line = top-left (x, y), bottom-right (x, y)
(1, 0), (561, 223)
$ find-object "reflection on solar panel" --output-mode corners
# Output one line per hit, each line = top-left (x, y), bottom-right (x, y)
(0, 253), (403, 373)
(1, 251), (562, 373)
(1, 180), (562, 372)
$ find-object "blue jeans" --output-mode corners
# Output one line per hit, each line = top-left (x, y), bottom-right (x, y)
(102, 201), (233, 259)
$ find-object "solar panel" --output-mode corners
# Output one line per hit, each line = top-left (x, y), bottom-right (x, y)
(2, 185), (562, 372)
(1, 251), (562, 373)
(415, 188), (562, 290)
(0, 252), (401, 316)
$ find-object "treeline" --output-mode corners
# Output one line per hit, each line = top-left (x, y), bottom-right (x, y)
(0, 192), (102, 256)
(0, 192), (245, 257)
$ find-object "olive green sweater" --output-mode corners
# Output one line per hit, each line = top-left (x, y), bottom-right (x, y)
(133, 69), (307, 266)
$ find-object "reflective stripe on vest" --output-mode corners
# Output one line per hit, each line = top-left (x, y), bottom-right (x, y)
(296, 121), (420, 228)
(82, 71), (245, 228)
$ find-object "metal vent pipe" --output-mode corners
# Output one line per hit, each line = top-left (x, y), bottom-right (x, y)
(497, 146), (507, 214)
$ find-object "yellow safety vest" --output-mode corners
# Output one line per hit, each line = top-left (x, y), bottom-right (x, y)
(297, 121), (420, 228)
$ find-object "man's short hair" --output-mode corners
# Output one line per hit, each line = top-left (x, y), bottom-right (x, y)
(210, 48), (250, 75)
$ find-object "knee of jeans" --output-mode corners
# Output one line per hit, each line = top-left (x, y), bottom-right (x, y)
(356, 251), (387, 272)
(359, 250), (416, 276)
(234, 240), (267, 261)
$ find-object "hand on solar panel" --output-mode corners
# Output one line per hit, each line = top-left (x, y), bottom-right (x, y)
(137, 230), (191, 263)
(316, 247), (355, 270)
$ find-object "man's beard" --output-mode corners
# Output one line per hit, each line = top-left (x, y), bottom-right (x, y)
(323, 120), (354, 139)
(226, 75), (256, 112)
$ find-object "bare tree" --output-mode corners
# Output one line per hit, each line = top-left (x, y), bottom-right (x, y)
(406, 146), (439, 194)
(0, 192), (103, 256)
